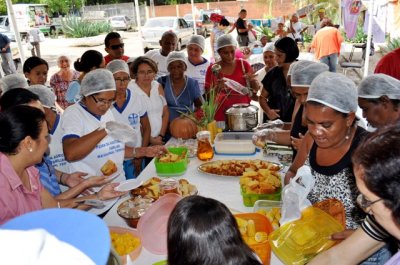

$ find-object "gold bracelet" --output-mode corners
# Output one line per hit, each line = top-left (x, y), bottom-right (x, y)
(131, 147), (136, 158)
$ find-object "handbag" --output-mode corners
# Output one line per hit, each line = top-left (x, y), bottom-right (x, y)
(39, 31), (45, 42)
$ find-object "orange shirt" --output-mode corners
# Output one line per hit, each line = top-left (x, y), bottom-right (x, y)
(311, 26), (343, 60)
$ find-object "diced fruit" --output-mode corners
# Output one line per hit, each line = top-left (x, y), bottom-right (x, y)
(247, 220), (256, 237)
(255, 232), (268, 243)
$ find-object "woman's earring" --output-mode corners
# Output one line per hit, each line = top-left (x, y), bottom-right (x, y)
(345, 127), (351, 140)
(28, 148), (33, 152)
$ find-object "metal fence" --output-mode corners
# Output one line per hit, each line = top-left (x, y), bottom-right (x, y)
(81, 3), (147, 26)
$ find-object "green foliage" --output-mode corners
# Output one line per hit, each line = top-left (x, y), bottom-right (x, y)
(380, 37), (400, 55)
(344, 26), (367, 43)
(255, 24), (275, 40)
(302, 31), (312, 43)
(61, 16), (111, 38)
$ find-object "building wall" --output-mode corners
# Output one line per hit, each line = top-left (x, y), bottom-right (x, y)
(153, 0), (296, 19)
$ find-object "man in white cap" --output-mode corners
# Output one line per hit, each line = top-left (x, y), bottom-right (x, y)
(186, 35), (210, 97)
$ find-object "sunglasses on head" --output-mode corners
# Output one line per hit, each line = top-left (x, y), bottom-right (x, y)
(110, 43), (125, 50)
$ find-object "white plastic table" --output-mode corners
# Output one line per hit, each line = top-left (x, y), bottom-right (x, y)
(103, 148), (285, 265)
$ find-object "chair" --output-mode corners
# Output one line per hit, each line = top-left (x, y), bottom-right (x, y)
(340, 43), (366, 76)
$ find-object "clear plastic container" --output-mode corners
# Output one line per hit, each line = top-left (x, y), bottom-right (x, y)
(214, 132), (256, 155)
(269, 206), (344, 265)
(253, 200), (282, 231)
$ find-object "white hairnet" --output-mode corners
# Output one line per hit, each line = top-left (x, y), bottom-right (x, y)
(287, 62), (296, 77)
(166, 51), (187, 69)
(358, 74), (400, 99)
(29, 84), (56, 108)
(216, 34), (238, 51)
(80, 69), (116, 97)
(106, 59), (129, 75)
(263, 42), (275, 53)
(1, 74), (28, 93)
(291, 61), (329, 87)
(307, 72), (357, 113)
(188, 35), (205, 51)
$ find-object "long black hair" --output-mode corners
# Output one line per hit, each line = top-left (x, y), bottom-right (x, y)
(0, 105), (46, 155)
(167, 196), (261, 265)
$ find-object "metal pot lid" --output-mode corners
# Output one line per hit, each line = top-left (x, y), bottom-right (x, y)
(225, 104), (259, 115)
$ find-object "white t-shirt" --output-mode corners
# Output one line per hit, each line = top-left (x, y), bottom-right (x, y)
(144, 49), (168, 78)
(129, 80), (167, 138)
(110, 89), (148, 147)
(186, 57), (210, 96)
(286, 21), (306, 40)
(61, 103), (125, 215)
(47, 114), (70, 174)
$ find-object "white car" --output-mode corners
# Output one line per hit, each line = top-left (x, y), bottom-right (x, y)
(141, 16), (193, 53)
(109, 15), (134, 31)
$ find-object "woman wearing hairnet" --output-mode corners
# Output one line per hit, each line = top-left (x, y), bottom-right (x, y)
(358, 74), (400, 129)
(285, 72), (367, 229)
(61, 69), (166, 215)
(254, 42), (277, 88)
(204, 34), (259, 123)
(157, 51), (203, 121)
(259, 37), (297, 122)
(106, 60), (151, 179)
(309, 74), (400, 264)
(253, 61), (329, 159)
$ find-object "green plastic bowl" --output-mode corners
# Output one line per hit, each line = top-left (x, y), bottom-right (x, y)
(155, 147), (188, 176)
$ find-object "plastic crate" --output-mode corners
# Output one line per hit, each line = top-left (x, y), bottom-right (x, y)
(154, 147), (188, 176)
(241, 187), (281, 207)
(234, 213), (273, 265)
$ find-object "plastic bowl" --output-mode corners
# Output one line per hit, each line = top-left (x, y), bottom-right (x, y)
(234, 213), (273, 265)
(137, 193), (182, 255)
(108, 226), (142, 265)
(269, 207), (344, 265)
(154, 147), (188, 176)
(241, 187), (282, 207)
(117, 197), (153, 228)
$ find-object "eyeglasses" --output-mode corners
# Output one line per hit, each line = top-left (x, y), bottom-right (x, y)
(356, 193), (383, 211)
(114, 78), (130, 84)
(137, 70), (154, 76)
(91, 95), (115, 106)
(110, 43), (125, 50)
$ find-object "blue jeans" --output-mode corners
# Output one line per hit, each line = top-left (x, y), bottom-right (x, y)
(359, 245), (393, 265)
(320, 53), (338, 72)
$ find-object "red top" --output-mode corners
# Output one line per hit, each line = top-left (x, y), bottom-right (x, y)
(104, 55), (130, 65)
(205, 59), (252, 121)
(374, 48), (400, 80)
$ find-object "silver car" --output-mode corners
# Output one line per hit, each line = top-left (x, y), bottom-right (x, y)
(109, 15), (134, 31)
(141, 16), (193, 53)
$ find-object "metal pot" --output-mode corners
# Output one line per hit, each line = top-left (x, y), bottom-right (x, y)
(225, 104), (259, 131)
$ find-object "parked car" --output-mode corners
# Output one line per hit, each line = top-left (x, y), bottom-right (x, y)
(141, 16), (193, 53)
(183, 13), (213, 37)
(109, 15), (134, 31)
